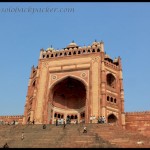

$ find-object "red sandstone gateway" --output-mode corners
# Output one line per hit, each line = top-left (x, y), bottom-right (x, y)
(0, 41), (150, 137)
(23, 41), (125, 127)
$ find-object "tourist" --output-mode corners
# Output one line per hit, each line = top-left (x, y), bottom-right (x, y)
(43, 124), (46, 129)
(59, 118), (62, 125)
(13, 120), (15, 125)
(3, 142), (9, 148)
(21, 132), (24, 140)
(90, 116), (92, 123)
(56, 118), (58, 126)
(93, 115), (96, 123)
(76, 119), (78, 124)
(32, 119), (35, 125)
(102, 116), (106, 123)
(83, 126), (87, 133)
(63, 119), (66, 129)
(98, 116), (102, 124)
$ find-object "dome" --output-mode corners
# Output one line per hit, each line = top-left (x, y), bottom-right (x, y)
(46, 47), (55, 52)
(92, 40), (99, 46)
(105, 54), (110, 59)
(78, 47), (82, 50)
(113, 58), (118, 63)
(92, 41), (97, 45)
(67, 41), (78, 48)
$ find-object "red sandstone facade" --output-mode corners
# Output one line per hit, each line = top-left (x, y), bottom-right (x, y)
(0, 40), (150, 137)
(125, 111), (150, 137)
(23, 41), (125, 127)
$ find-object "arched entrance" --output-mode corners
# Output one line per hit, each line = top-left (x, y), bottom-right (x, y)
(49, 76), (86, 124)
(107, 114), (117, 124)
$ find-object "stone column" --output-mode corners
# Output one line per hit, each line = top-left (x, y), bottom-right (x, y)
(118, 57), (125, 128)
(101, 53), (106, 117)
(30, 88), (37, 122)
(39, 49), (44, 59)
(34, 62), (48, 124)
(23, 96), (28, 124)
(91, 56), (100, 122)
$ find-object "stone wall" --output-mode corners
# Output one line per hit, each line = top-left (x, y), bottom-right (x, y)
(0, 115), (23, 125)
(125, 111), (150, 137)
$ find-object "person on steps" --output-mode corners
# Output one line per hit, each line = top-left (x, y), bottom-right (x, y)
(83, 126), (87, 133)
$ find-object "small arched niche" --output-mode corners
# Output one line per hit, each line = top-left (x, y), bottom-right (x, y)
(107, 114), (117, 124)
(106, 73), (116, 88)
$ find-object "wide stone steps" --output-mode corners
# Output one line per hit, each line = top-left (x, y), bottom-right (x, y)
(0, 124), (150, 148)
(92, 124), (150, 148)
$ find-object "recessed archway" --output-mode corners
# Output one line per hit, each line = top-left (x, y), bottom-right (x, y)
(49, 76), (87, 124)
(106, 73), (116, 88)
(51, 77), (86, 109)
(107, 114), (117, 123)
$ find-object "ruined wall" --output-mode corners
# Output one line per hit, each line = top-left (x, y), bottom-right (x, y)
(125, 111), (150, 137)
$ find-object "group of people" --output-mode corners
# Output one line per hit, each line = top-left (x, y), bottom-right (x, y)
(97, 116), (106, 124)
(55, 118), (66, 128)
(90, 115), (106, 124)
(0, 120), (18, 125)
(55, 118), (78, 126)
(89, 115), (96, 123)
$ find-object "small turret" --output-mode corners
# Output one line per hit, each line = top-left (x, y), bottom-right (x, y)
(66, 41), (78, 48)
(100, 40), (104, 52)
(46, 45), (55, 52)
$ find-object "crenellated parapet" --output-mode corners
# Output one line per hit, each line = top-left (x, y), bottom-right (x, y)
(40, 43), (101, 59)
(125, 111), (150, 115)
(125, 111), (150, 136)
(0, 115), (23, 118)
(39, 41), (120, 68)
(104, 60), (119, 70)
(0, 115), (23, 124)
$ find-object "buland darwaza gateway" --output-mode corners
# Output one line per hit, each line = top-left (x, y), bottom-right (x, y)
(23, 40), (126, 128)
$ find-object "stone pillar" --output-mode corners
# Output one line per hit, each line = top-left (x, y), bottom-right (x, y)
(91, 56), (100, 121)
(30, 111), (34, 122)
(39, 49), (44, 59)
(30, 89), (37, 122)
(34, 62), (48, 124)
(100, 41), (104, 52)
(23, 96), (28, 124)
(101, 52), (106, 117)
(118, 57), (125, 128)
(22, 116), (26, 125)
(85, 87), (89, 123)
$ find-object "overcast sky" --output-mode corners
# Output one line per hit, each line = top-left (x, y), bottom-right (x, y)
(0, 2), (150, 115)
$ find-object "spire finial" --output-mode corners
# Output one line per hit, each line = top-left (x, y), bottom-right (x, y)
(72, 40), (74, 43)
(95, 39), (97, 42)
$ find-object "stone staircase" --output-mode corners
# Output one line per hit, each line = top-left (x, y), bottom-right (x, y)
(90, 124), (150, 148)
(53, 124), (114, 148)
(0, 123), (150, 148)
